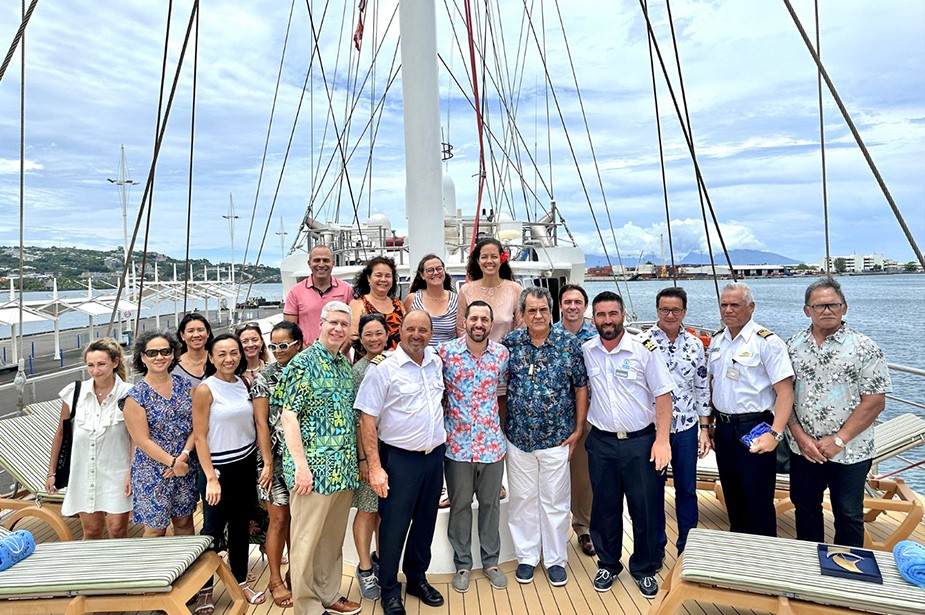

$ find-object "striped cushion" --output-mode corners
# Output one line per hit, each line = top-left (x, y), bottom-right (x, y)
(0, 415), (65, 503)
(23, 400), (64, 422)
(0, 535), (211, 598)
(874, 413), (925, 463)
(682, 529), (925, 615)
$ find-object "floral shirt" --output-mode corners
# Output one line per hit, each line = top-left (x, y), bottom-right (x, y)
(638, 326), (711, 433)
(250, 361), (286, 457)
(501, 327), (588, 452)
(786, 323), (892, 464)
(277, 342), (359, 494)
(439, 337), (509, 463)
(553, 320), (598, 344)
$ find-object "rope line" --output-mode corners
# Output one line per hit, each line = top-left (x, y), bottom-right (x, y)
(0, 0), (39, 86)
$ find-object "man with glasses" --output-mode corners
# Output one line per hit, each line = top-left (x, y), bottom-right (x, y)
(279, 301), (361, 615)
(553, 284), (599, 558)
(709, 282), (794, 537)
(786, 276), (891, 547)
(638, 287), (711, 560)
(284, 244), (354, 344)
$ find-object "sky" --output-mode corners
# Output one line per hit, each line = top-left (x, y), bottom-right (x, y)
(0, 0), (922, 270)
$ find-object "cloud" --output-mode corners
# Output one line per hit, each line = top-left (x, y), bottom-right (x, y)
(0, 0), (921, 268)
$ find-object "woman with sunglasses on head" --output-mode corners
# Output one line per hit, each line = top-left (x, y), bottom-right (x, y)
(350, 313), (389, 600)
(45, 337), (134, 539)
(123, 331), (199, 543)
(174, 313), (214, 388)
(193, 333), (266, 610)
(350, 256), (403, 352)
(236, 322), (269, 388)
(251, 321), (304, 608)
(456, 238), (523, 342)
(404, 253), (458, 346)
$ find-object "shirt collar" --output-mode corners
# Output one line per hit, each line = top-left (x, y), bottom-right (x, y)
(725, 318), (758, 342)
(393, 343), (438, 368)
(808, 321), (849, 344)
(306, 275), (339, 291)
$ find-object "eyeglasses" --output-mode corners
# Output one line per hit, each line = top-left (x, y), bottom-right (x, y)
(143, 348), (174, 358)
(235, 322), (260, 333)
(808, 302), (844, 313)
(322, 317), (351, 329)
(268, 342), (299, 352)
(424, 266), (444, 275)
(657, 307), (685, 316)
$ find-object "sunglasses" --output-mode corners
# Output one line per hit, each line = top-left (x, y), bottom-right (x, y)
(268, 342), (299, 352)
(143, 348), (174, 358)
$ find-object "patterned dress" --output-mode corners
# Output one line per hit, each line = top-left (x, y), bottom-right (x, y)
(128, 374), (199, 529)
(362, 296), (404, 350)
(251, 362), (289, 506)
(352, 357), (379, 513)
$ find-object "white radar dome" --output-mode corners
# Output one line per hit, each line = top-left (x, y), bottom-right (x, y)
(366, 213), (392, 230)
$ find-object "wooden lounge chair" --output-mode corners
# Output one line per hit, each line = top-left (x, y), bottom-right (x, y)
(0, 531), (245, 615)
(650, 528), (925, 614)
(0, 414), (72, 540)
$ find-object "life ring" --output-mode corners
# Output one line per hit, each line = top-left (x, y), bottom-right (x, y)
(687, 327), (711, 348)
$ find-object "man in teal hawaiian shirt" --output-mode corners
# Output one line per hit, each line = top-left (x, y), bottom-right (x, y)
(501, 286), (588, 588)
(786, 276), (891, 547)
(279, 300), (361, 615)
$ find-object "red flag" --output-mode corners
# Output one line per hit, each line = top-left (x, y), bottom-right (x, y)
(353, 1), (367, 51)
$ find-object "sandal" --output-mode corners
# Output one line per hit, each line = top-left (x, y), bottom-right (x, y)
(193, 590), (215, 615)
(500, 485), (507, 500)
(268, 579), (293, 608)
(239, 582), (267, 605)
(438, 486), (451, 509)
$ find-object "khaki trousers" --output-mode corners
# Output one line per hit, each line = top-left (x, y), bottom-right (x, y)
(569, 421), (593, 535)
(289, 489), (353, 615)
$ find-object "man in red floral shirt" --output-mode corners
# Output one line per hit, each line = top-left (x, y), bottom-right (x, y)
(438, 300), (510, 594)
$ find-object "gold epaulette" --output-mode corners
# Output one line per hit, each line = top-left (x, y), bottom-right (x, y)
(713, 327), (725, 337)
(756, 329), (775, 339)
(370, 354), (387, 365)
(642, 339), (658, 352)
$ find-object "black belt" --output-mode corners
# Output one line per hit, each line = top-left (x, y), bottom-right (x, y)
(591, 423), (655, 440)
(380, 441), (444, 456)
(714, 410), (771, 424)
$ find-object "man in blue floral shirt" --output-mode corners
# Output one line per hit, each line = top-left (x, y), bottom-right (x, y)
(553, 283), (599, 557)
(501, 286), (588, 588)
(639, 287), (711, 559)
(786, 277), (891, 547)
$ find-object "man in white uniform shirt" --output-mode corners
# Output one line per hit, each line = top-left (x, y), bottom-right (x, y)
(581, 291), (675, 599)
(356, 311), (446, 615)
(708, 282), (794, 537)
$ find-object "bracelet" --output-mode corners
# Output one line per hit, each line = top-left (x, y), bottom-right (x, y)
(358, 457), (367, 462)
(181, 449), (191, 457)
(170, 456), (177, 469)
(47, 472), (55, 477)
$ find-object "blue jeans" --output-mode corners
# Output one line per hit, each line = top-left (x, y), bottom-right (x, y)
(655, 423), (699, 554)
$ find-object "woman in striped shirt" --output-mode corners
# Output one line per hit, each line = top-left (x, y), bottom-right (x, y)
(404, 253), (459, 346)
(192, 333), (265, 611)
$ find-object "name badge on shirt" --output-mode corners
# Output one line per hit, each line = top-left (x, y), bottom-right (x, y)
(614, 368), (635, 379)
(726, 367), (741, 381)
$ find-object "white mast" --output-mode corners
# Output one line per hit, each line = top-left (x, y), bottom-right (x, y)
(400, 0), (445, 267)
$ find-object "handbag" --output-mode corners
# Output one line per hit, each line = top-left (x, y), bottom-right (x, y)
(53, 380), (81, 490)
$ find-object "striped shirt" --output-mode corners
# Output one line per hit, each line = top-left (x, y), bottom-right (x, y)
(412, 291), (459, 346)
(200, 376), (256, 465)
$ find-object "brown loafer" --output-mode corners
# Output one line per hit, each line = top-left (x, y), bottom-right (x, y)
(578, 534), (596, 557)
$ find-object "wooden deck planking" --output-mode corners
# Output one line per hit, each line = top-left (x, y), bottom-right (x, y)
(6, 484), (924, 615)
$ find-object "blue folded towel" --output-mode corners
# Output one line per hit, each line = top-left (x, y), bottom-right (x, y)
(894, 540), (925, 588)
(0, 529), (36, 572)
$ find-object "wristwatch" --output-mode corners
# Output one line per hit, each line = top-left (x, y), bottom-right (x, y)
(833, 435), (846, 448)
(769, 428), (785, 442)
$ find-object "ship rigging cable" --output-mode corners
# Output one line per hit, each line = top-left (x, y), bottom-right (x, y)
(0, 0), (38, 86)
(783, 0), (924, 269)
(814, 0), (831, 275)
(105, 0), (199, 338)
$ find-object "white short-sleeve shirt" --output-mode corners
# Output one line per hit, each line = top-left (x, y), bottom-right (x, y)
(582, 333), (676, 433)
(708, 319), (794, 415)
(355, 345), (447, 452)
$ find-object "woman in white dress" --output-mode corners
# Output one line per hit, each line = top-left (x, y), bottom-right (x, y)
(45, 337), (134, 539)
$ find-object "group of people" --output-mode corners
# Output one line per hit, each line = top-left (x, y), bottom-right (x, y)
(43, 236), (891, 615)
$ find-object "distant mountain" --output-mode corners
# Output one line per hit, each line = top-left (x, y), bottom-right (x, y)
(585, 249), (803, 269)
